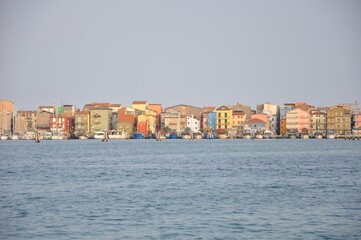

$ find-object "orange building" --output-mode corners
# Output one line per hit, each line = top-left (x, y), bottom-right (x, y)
(136, 122), (147, 136)
(149, 104), (163, 131)
(251, 113), (270, 130)
(280, 118), (287, 135)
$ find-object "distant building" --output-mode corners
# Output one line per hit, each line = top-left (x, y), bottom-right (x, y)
(353, 114), (361, 135)
(149, 104), (163, 131)
(162, 111), (181, 133)
(251, 113), (270, 130)
(231, 103), (251, 119)
(202, 111), (216, 132)
(0, 100), (14, 135)
(280, 118), (287, 135)
(74, 111), (90, 134)
(35, 111), (52, 132)
(38, 106), (55, 114)
(50, 114), (73, 134)
(286, 109), (310, 133)
(63, 105), (77, 117)
(244, 118), (267, 134)
(164, 104), (201, 132)
(186, 115), (200, 132)
(232, 111), (246, 134)
(310, 111), (327, 135)
(327, 104), (351, 135)
(117, 107), (136, 136)
(342, 101), (359, 114)
(216, 106), (232, 131)
(90, 107), (112, 133)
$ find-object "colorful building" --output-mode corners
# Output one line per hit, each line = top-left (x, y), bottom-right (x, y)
(117, 107), (136, 137)
(353, 114), (361, 135)
(327, 104), (351, 135)
(50, 114), (73, 134)
(286, 109), (310, 133)
(310, 111), (327, 135)
(280, 118), (287, 135)
(164, 104), (201, 132)
(232, 111), (246, 134)
(244, 118), (267, 134)
(90, 107), (113, 133)
(0, 100), (14, 135)
(162, 111), (181, 133)
(202, 111), (216, 132)
(251, 113), (270, 130)
(231, 103), (252, 119)
(74, 111), (90, 134)
(216, 106), (232, 131)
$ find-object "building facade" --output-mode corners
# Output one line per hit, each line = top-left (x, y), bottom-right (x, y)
(286, 108), (310, 133)
(216, 106), (232, 131)
(326, 105), (351, 135)
(74, 111), (90, 134)
(310, 111), (327, 135)
(90, 108), (113, 133)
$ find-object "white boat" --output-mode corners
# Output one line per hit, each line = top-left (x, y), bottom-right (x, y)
(109, 132), (126, 139)
(326, 131), (335, 139)
(243, 134), (251, 139)
(79, 135), (88, 140)
(9, 135), (20, 140)
(300, 134), (309, 139)
(182, 134), (191, 139)
(314, 134), (323, 139)
(94, 132), (105, 139)
(52, 134), (66, 140)
(1, 135), (9, 140)
(43, 132), (52, 140)
(255, 134), (263, 139)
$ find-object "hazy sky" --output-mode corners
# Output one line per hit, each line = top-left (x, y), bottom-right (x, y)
(1, 0), (360, 110)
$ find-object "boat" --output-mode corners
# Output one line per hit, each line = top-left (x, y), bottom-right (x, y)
(217, 133), (227, 139)
(255, 134), (263, 139)
(109, 131), (126, 139)
(51, 133), (67, 140)
(9, 135), (20, 140)
(195, 133), (203, 139)
(326, 131), (335, 139)
(169, 133), (179, 139)
(79, 135), (88, 140)
(1, 135), (9, 140)
(313, 131), (324, 139)
(300, 134), (309, 139)
(263, 130), (273, 139)
(43, 132), (52, 140)
(243, 134), (252, 139)
(94, 132), (105, 139)
(182, 133), (191, 139)
(133, 132), (144, 139)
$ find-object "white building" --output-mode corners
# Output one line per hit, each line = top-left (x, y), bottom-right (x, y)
(186, 115), (200, 132)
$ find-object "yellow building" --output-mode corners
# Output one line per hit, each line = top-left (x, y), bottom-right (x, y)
(132, 101), (148, 111)
(327, 104), (351, 135)
(216, 106), (233, 131)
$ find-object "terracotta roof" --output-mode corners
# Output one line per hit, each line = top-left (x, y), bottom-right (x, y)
(245, 118), (266, 123)
(311, 111), (326, 115)
(110, 104), (121, 107)
(132, 101), (148, 104)
(76, 111), (89, 114)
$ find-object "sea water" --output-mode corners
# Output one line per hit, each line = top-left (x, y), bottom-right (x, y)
(0, 139), (360, 239)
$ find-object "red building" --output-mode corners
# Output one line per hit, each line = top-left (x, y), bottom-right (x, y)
(136, 122), (148, 136)
(50, 114), (73, 134)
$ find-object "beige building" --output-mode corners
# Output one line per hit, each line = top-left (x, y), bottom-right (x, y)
(35, 111), (52, 132)
(164, 104), (201, 132)
(327, 104), (351, 135)
(232, 111), (246, 134)
(90, 107), (113, 132)
(162, 111), (181, 133)
(16, 111), (37, 133)
(310, 111), (327, 135)
(231, 103), (252, 119)
(0, 100), (14, 135)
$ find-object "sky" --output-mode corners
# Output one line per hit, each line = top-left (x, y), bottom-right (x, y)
(0, 0), (360, 110)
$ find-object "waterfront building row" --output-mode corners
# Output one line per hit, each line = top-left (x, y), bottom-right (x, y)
(1, 99), (360, 138)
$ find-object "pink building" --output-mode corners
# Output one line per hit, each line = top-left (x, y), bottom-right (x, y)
(286, 109), (310, 133)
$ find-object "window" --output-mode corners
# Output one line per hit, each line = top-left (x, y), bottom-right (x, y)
(218, 113), (221, 118)
(225, 113), (228, 117)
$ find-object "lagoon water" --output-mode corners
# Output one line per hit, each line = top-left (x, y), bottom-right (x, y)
(1, 139), (361, 239)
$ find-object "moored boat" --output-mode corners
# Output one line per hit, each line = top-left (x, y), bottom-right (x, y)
(1, 135), (9, 140)
(9, 135), (21, 140)
(217, 133), (227, 139)
(326, 131), (335, 139)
